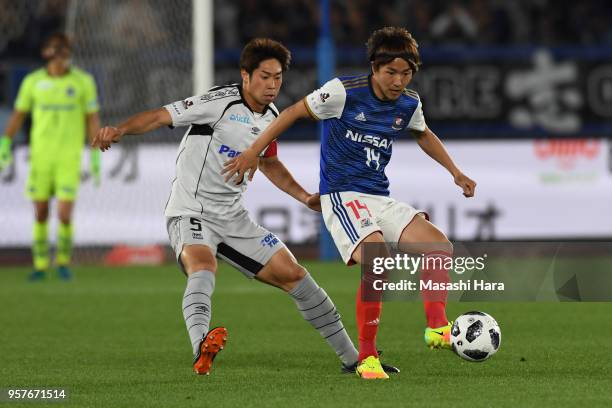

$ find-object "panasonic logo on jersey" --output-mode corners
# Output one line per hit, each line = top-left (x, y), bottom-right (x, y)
(219, 144), (241, 157)
(345, 129), (391, 149)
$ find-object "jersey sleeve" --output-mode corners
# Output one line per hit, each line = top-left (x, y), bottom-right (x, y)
(164, 88), (238, 128)
(304, 78), (346, 120)
(408, 99), (427, 132)
(14, 75), (34, 112)
(82, 74), (100, 114)
(261, 140), (278, 158)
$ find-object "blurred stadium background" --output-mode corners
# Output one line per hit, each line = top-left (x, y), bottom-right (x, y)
(1, 0), (611, 265)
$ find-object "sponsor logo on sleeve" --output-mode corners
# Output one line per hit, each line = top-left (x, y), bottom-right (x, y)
(319, 92), (330, 103)
(200, 88), (240, 102)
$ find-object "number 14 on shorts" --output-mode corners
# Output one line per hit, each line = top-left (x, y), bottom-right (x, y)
(345, 199), (372, 219)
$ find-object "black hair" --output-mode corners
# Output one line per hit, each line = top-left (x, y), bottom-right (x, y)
(240, 38), (291, 75)
(366, 27), (421, 72)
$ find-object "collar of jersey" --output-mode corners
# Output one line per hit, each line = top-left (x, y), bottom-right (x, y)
(45, 66), (72, 78)
(237, 84), (273, 115)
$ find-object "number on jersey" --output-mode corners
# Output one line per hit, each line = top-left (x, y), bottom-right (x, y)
(363, 147), (380, 170)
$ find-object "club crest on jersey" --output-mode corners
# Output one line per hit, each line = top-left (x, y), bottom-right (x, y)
(66, 86), (76, 97)
(392, 116), (405, 130)
(218, 144), (241, 158)
(319, 92), (330, 103)
(261, 233), (279, 248)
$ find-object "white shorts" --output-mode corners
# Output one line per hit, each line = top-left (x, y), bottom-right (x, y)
(321, 191), (427, 265)
(166, 210), (286, 277)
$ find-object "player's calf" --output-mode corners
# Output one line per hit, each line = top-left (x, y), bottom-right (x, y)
(287, 271), (359, 367)
(258, 250), (359, 367)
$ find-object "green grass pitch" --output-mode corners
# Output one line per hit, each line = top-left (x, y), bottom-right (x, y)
(1, 262), (611, 407)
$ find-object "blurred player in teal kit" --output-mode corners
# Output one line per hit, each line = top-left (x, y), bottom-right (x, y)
(224, 27), (477, 379)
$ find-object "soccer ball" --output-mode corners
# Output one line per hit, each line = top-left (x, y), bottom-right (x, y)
(450, 311), (501, 362)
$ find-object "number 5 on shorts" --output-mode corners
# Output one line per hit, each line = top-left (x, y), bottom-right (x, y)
(190, 218), (202, 232)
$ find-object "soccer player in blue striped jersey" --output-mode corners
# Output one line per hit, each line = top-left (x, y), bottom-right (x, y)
(224, 27), (476, 379)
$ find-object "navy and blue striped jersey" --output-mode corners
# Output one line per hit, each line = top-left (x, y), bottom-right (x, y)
(305, 74), (426, 196)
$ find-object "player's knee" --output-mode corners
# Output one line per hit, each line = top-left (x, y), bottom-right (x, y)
(441, 238), (453, 256)
(35, 207), (49, 222)
(430, 232), (453, 255)
(279, 263), (307, 286)
(35, 212), (48, 223)
(58, 214), (71, 225)
(181, 245), (217, 274)
(290, 263), (307, 282)
(184, 259), (217, 275)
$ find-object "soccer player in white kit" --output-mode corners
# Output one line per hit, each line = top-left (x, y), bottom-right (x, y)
(93, 39), (395, 376)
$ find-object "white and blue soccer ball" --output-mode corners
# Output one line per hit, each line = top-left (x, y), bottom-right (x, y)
(450, 311), (501, 362)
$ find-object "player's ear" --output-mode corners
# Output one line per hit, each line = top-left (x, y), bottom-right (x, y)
(41, 45), (54, 60)
(240, 69), (250, 86)
(370, 62), (378, 74)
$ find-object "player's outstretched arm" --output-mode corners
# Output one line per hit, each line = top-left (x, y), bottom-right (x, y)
(0, 110), (27, 171)
(412, 127), (477, 197)
(86, 112), (102, 186)
(92, 108), (172, 152)
(222, 99), (311, 184)
(258, 156), (321, 212)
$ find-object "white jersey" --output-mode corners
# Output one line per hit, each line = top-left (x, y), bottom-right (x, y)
(163, 84), (278, 218)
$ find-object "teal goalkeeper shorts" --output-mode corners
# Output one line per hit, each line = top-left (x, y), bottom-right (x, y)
(26, 158), (81, 201)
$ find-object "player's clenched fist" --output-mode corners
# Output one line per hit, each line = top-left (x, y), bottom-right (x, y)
(454, 172), (477, 198)
(92, 126), (123, 152)
(305, 193), (322, 212)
